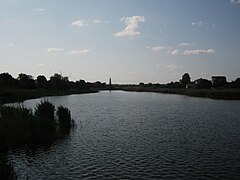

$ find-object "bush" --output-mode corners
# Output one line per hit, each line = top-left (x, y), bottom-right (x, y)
(0, 105), (34, 146)
(0, 101), (74, 147)
(35, 101), (55, 120)
(56, 106), (72, 130)
(34, 101), (56, 140)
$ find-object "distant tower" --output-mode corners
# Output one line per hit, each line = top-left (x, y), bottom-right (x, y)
(109, 78), (112, 91)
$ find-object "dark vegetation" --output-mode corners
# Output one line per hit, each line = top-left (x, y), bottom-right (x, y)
(0, 101), (73, 179)
(121, 73), (240, 100)
(0, 72), (108, 104)
(1, 72), (240, 102)
(0, 153), (16, 180)
(0, 101), (73, 148)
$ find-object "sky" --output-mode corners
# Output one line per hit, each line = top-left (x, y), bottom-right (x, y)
(0, 0), (240, 84)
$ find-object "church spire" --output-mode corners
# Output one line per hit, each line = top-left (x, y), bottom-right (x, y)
(109, 78), (112, 91)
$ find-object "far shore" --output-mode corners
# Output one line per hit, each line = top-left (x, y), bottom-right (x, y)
(119, 86), (240, 100)
(1, 87), (240, 105)
(0, 88), (98, 105)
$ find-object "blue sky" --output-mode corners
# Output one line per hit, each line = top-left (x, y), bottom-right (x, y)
(0, 0), (240, 84)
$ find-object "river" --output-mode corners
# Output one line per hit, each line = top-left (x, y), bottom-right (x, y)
(7, 91), (240, 179)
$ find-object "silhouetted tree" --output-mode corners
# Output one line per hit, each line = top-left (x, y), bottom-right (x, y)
(0, 73), (19, 88)
(139, 82), (144, 86)
(76, 79), (89, 89)
(180, 73), (191, 87)
(230, 78), (240, 88)
(18, 73), (35, 89)
(95, 81), (102, 88)
(49, 73), (69, 90)
(36, 75), (48, 89)
(167, 81), (181, 88)
(146, 83), (153, 87)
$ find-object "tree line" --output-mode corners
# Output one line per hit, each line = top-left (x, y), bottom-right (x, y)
(0, 72), (107, 90)
(139, 73), (240, 89)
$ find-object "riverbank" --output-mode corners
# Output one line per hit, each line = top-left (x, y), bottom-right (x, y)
(0, 88), (98, 104)
(121, 86), (240, 100)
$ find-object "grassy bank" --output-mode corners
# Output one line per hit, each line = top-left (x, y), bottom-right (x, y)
(0, 88), (98, 104)
(121, 86), (240, 100)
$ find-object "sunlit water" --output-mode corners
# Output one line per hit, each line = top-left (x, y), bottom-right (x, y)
(7, 91), (240, 179)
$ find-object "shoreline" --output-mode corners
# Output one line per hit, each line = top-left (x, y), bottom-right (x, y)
(0, 89), (99, 105)
(1, 87), (240, 104)
(120, 87), (240, 100)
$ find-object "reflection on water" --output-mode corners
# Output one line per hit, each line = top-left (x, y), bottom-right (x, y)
(7, 91), (240, 179)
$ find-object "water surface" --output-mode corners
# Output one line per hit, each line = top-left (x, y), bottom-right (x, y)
(8, 91), (240, 179)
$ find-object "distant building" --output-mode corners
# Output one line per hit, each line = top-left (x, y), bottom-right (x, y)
(212, 76), (227, 87)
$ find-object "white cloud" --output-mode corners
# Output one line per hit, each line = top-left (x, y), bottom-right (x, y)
(230, 0), (240, 4)
(183, 49), (215, 55)
(71, 19), (87, 27)
(69, 49), (91, 55)
(114, 16), (145, 38)
(93, 19), (109, 24)
(168, 49), (179, 55)
(34, 8), (45, 12)
(148, 46), (169, 52)
(192, 21), (215, 28)
(165, 64), (182, 70)
(192, 21), (205, 26)
(179, 43), (194, 46)
(47, 48), (64, 52)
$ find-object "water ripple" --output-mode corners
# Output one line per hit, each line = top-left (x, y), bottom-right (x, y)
(7, 91), (240, 179)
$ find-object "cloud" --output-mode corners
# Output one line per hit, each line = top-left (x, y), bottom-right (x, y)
(179, 43), (194, 46)
(183, 49), (215, 55)
(192, 21), (215, 28)
(71, 19), (87, 27)
(69, 49), (91, 55)
(230, 0), (240, 4)
(34, 8), (45, 12)
(93, 19), (109, 24)
(192, 21), (205, 26)
(167, 49), (179, 55)
(165, 64), (182, 70)
(148, 46), (169, 52)
(47, 48), (64, 52)
(114, 16), (145, 38)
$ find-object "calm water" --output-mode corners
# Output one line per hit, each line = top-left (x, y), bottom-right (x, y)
(7, 91), (240, 179)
